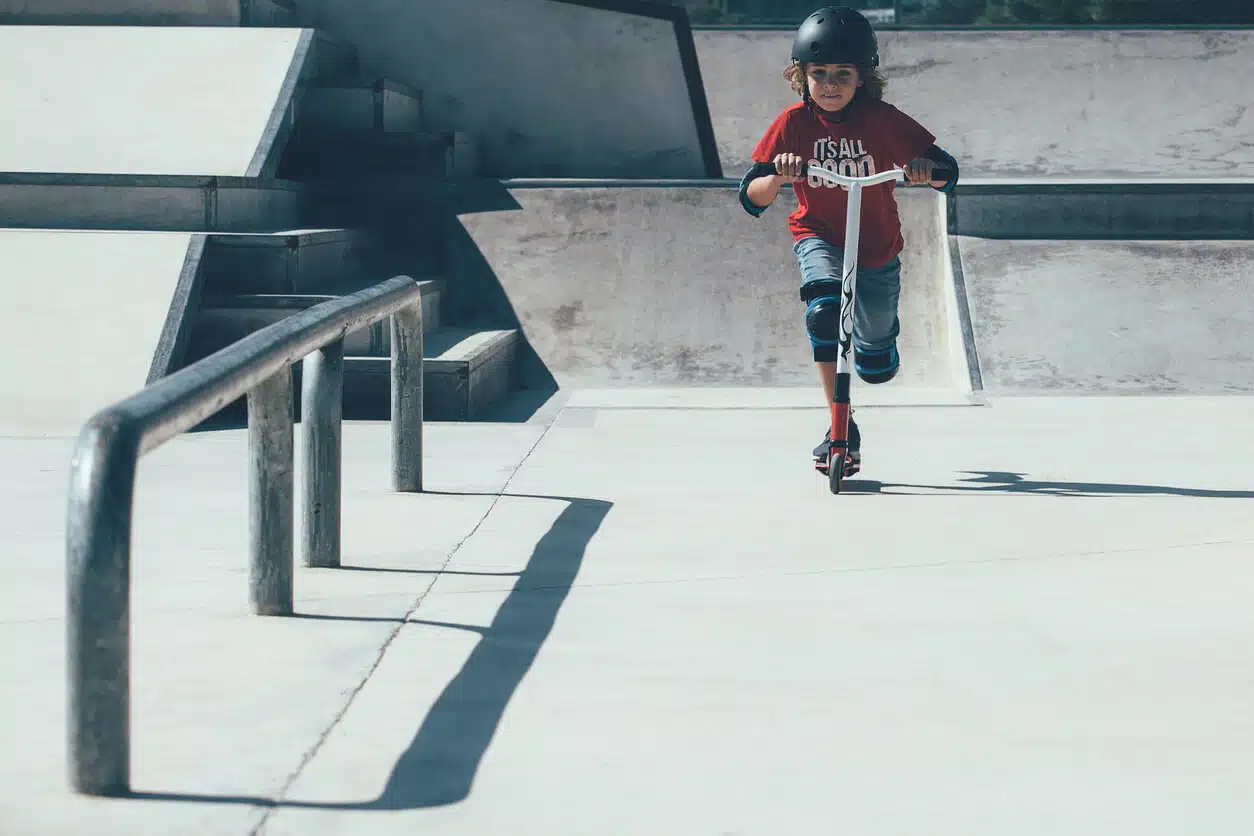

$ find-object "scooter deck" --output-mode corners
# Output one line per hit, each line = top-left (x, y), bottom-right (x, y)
(814, 455), (861, 478)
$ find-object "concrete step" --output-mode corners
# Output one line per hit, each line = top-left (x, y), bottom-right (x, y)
(202, 229), (375, 295)
(0, 174), (302, 232)
(344, 328), (520, 421)
(951, 180), (1254, 239)
(297, 77), (423, 135)
(201, 226), (444, 297)
(278, 131), (476, 181)
(0, 0), (297, 25)
(192, 283), (445, 359)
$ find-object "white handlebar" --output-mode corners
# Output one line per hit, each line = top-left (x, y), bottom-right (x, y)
(802, 165), (905, 188)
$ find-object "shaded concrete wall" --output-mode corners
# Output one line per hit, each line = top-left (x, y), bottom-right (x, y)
(449, 184), (957, 389)
(696, 29), (1254, 178)
(293, 0), (722, 178)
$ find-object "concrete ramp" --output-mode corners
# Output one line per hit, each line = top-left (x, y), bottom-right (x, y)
(695, 29), (1254, 179)
(0, 26), (311, 176)
(450, 183), (970, 396)
(0, 230), (199, 437)
(957, 239), (1254, 394)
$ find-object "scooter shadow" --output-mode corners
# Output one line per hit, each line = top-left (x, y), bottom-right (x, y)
(840, 470), (1254, 499)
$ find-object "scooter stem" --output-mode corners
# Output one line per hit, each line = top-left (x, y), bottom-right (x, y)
(836, 182), (863, 381)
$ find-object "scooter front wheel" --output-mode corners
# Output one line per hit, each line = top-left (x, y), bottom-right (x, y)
(828, 448), (845, 494)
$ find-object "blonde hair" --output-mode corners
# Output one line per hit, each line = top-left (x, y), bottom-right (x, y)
(784, 60), (888, 103)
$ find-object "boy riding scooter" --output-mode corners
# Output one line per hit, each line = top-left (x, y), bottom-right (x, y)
(739, 6), (960, 477)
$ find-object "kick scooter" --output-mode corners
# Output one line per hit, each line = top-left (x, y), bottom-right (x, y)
(799, 162), (950, 494)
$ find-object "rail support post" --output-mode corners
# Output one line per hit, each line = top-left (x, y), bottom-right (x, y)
(301, 339), (344, 569)
(66, 415), (140, 796)
(248, 369), (295, 615)
(391, 301), (424, 493)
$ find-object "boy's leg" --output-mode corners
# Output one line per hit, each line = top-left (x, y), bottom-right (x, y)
(851, 256), (903, 384)
(817, 360), (837, 404)
(794, 236), (861, 468)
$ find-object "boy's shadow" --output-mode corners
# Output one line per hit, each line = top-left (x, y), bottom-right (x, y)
(843, 470), (1254, 498)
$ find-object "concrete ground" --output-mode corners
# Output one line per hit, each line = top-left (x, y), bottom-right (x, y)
(3, 390), (1252, 835)
(0, 229), (197, 437)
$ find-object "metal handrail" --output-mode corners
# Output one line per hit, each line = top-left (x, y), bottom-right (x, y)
(66, 275), (426, 796)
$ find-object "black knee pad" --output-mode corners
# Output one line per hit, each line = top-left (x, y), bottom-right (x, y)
(855, 345), (900, 384)
(857, 366), (899, 385)
(806, 298), (843, 343)
(802, 279), (847, 359)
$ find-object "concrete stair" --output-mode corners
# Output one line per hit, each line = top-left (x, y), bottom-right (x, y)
(297, 77), (424, 135)
(200, 229), (379, 295)
(344, 328), (520, 422)
(182, 81), (516, 422)
(0, 12), (524, 421)
(188, 285), (520, 421)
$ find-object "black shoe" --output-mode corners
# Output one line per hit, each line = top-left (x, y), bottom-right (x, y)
(814, 417), (861, 474)
(855, 344), (900, 385)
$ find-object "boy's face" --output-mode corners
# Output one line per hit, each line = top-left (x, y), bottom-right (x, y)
(806, 63), (861, 112)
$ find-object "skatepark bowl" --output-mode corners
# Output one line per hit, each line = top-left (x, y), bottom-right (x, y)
(1, 10), (1253, 836)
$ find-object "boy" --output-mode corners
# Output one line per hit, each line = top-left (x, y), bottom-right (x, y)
(739, 6), (959, 475)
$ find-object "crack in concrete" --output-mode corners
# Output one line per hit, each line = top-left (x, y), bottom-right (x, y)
(248, 417), (562, 835)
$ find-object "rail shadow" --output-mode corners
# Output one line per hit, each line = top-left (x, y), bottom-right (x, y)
(128, 491), (612, 811)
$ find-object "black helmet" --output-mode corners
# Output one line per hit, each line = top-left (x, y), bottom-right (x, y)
(791, 6), (879, 68)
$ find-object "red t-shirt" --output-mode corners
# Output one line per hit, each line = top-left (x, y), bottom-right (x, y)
(752, 98), (935, 268)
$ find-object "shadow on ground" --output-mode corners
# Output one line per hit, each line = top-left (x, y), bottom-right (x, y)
(128, 491), (611, 811)
(842, 470), (1254, 498)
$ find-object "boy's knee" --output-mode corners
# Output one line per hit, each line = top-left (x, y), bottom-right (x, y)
(854, 343), (900, 384)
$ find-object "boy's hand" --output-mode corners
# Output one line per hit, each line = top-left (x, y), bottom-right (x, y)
(773, 153), (805, 183)
(904, 157), (937, 186)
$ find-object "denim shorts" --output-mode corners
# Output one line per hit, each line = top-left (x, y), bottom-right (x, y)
(793, 235), (901, 360)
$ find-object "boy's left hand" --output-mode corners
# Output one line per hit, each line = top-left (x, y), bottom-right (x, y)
(903, 157), (936, 186)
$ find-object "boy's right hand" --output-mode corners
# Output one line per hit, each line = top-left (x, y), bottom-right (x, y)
(774, 153), (805, 183)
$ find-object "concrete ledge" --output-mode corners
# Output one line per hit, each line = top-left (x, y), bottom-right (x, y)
(951, 181), (1254, 239)
(0, 174), (303, 231)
